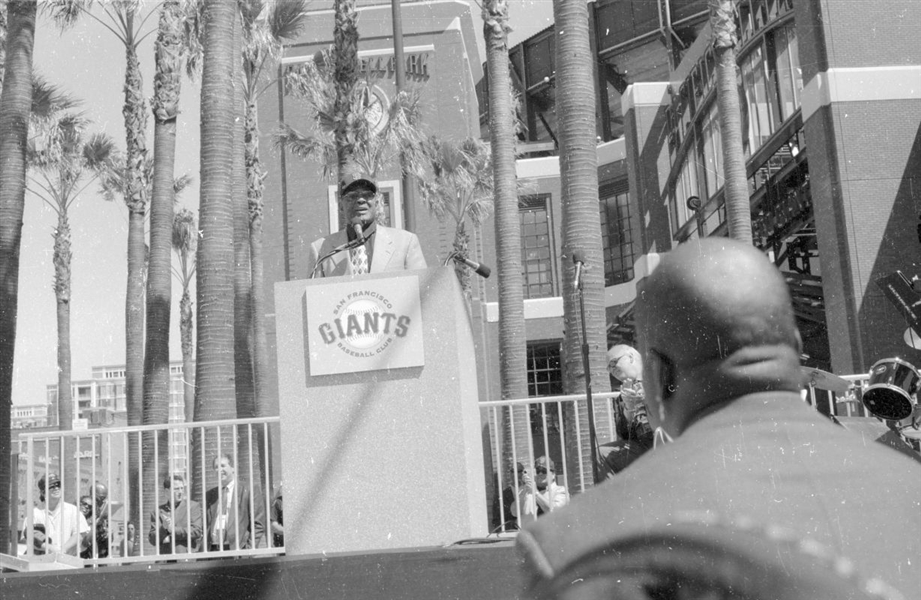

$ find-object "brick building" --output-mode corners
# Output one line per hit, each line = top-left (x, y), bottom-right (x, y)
(260, 0), (920, 407)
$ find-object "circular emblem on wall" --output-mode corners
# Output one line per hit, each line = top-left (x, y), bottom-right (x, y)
(362, 85), (389, 136)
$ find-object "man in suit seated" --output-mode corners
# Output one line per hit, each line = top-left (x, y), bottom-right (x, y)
(516, 238), (921, 599)
(307, 174), (427, 278)
(206, 454), (265, 551)
(149, 474), (202, 554)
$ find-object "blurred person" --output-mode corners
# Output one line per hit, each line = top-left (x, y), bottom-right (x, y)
(21, 474), (88, 556)
(80, 482), (110, 559)
(510, 456), (570, 525)
(601, 344), (654, 476)
(306, 174), (426, 278)
(149, 474), (202, 554)
(206, 454), (265, 550)
(270, 483), (284, 548)
(516, 238), (921, 599)
(492, 462), (528, 532)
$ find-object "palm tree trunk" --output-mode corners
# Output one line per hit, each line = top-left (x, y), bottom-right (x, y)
(0, 0), (35, 553)
(554, 0), (610, 492)
(180, 289), (195, 423)
(232, 6), (256, 483)
(246, 96), (271, 480)
(333, 0), (359, 181)
(141, 0), (183, 551)
(194, 0), (238, 500)
(54, 210), (73, 431)
(121, 14), (150, 543)
(710, 0), (752, 243)
(482, 0), (529, 477)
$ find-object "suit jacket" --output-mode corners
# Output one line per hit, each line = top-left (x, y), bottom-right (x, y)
(307, 225), (427, 278)
(205, 482), (265, 550)
(517, 393), (921, 599)
(148, 499), (202, 554)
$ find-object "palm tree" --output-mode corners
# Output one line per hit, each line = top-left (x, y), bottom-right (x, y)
(553, 0), (610, 491)
(710, 0), (752, 243)
(46, 0), (154, 454)
(193, 0), (237, 498)
(332, 0), (360, 184)
(28, 111), (116, 434)
(481, 0), (529, 484)
(277, 51), (425, 191)
(172, 208), (197, 425)
(0, 0), (37, 553)
(241, 0), (309, 485)
(417, 135), (494, 298)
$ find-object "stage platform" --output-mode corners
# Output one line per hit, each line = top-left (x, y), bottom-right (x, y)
(1, 540), (521, 600)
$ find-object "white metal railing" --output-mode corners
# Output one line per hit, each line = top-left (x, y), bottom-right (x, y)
(15, 417), (283, 566)
(481, 374), (919, 534)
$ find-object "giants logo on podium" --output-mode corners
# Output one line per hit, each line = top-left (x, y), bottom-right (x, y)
(305, 276), (425, 376)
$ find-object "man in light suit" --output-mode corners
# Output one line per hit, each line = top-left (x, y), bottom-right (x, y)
(517, 239), (921, 599)
(307, 174), (427, 278)
(206, 454), (265, 551)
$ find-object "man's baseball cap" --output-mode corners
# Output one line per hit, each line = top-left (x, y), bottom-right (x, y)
(340, 174), (377, 196)
(38, 473), (60, 489)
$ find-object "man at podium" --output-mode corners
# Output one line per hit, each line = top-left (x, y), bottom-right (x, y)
(307, 174), (427, 278)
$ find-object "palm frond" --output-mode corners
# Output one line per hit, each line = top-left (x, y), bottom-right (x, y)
(42, 0), (92, 30)
(82, 132), (117, 168)
(269, 0), (310, 43)
(172, 173), (194, 199)
(172, 207), (198, 254)
(30, 75), (81, 122)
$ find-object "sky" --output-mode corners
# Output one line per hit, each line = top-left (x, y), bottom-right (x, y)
(11, 0), (556, 407)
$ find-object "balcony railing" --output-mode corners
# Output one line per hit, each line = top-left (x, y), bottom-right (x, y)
(10, 375), (916, 567)
(14, 417), (283, 566)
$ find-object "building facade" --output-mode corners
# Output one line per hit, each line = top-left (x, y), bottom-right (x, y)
(260, 0), (920, 407)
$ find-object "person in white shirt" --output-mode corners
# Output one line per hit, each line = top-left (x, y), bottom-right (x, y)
(510, 456), (570, 524)
(22, 473), (89, 556)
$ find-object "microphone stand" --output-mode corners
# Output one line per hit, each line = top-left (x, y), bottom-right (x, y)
(310, 236), (366, 279)
(575, 269), (602, 485)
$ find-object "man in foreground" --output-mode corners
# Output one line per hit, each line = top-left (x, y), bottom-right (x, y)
(306, 174), (426, 278)
(23, 474), (89, 556)
(516, 239), (921, 598)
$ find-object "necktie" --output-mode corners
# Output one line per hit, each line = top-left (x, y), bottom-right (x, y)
(350, 243), (369, 275)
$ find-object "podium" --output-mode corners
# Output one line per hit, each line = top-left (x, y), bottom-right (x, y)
(274, 267), (487, 555)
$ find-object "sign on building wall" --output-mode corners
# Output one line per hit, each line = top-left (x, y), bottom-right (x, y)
(304, 276), (425, 376)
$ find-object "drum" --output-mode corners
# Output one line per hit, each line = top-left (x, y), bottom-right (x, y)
(862, 358), (919, 421)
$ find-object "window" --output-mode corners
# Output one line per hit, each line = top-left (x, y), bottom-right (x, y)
(599, 184), (634, 286)
(520, 194), (554, 299)
(770, 22), (802, 121)
(700, 103), (724, 198)
(527, 342), (562, 397)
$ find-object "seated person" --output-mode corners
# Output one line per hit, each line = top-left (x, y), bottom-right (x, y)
(601, 344), (655, 476)
(149, 474), (202, 554)
(509, 456), (570, 525)
(492, 462), (528, 532)
(270, 483), (284, 548)
(22, 474), (89, 556)
(80, 482), (110, 559)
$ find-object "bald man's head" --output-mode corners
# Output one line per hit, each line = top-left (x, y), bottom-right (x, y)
(637, 239), (799, 366)
(636, 239), (803, 433)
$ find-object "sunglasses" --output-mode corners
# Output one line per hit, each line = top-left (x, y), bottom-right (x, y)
(535, 467), (548, 475)
(47, 482), (61, 490)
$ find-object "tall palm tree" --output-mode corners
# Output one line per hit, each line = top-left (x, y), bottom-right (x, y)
(172, 208), (197, 425)
(0, 0), (36, 553)
(241, 0), (309, 484)
(278, 51), (425, 185)
(46, 1), (154, 466)
(28, 113), (116, 434)
(193, 0), (237, 498)
(481, 0), (529, 481)
(554, 0), (610, 491)
(332, 0), (360, 184)
(417, 135), (494, 298)
(710, 0), (751, 243)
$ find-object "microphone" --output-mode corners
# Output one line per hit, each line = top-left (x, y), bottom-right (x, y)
(451, 254), (491, 278)
(351, 217), (365, 243)
(572, 252), (584, 290)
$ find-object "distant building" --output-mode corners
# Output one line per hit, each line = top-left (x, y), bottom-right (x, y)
(11, 403), (51, 430)
(45, 362), (188, 428)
